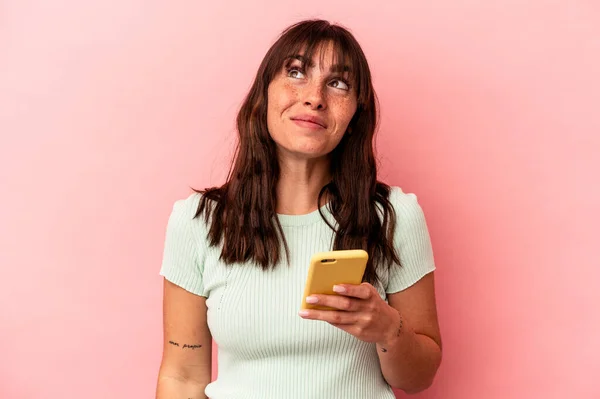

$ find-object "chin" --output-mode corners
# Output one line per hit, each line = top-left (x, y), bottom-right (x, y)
(273, 134), (338, 159)
(282, 144), (330, 159)
(297, 149), (335, 160)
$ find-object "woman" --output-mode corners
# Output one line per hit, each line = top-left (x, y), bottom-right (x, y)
(156, 19), (442, 398)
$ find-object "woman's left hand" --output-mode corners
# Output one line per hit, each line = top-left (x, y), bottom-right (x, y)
(299, 283), (401, 345)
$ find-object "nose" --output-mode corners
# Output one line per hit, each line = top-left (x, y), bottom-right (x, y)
(303, 82), (326, 110)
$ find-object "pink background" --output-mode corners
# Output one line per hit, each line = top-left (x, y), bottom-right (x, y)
(1, 1), (599, 398)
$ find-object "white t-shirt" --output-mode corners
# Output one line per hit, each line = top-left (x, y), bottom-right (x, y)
(159, 186), (436, 398)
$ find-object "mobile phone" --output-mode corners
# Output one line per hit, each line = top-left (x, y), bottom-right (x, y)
(300, 249), (368, 311)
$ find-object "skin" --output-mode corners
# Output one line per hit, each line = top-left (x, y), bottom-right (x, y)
(156, 281), (211, 398)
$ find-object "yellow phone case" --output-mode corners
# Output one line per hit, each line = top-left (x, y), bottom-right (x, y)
(300, 249), (369, 310)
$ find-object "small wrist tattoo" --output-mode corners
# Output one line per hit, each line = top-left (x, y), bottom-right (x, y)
(168, 340), (202, 350)
(379, 310), (404, 353)
(182, 344), (202, 350)
(395, 311), (404, 337)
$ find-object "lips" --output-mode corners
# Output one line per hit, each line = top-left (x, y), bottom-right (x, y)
(290, 115), (327, 128)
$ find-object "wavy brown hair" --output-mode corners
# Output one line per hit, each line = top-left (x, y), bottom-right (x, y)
(192, 19), (401, 285)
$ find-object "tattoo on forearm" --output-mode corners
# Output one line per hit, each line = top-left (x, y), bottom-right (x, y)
(380, 311), (404, 353)
(182, 344), (202, 349)
(168, 340), (202, 350)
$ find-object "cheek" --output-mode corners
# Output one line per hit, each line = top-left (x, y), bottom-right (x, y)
(267, 83), (299, 144)
(269, 82), (298, 114)
(331, 99), (357, 132)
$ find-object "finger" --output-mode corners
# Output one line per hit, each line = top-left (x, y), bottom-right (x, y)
(299, 309), (356, 325)
(333, 282), (374, 299)
(305, 294), (360, 311)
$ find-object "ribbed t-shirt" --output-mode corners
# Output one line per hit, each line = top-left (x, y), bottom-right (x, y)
(159, 186), (436, 398)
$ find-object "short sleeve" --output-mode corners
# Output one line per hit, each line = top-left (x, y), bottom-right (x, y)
(386, 187), (436, 294)
(158, 193), (207, 297)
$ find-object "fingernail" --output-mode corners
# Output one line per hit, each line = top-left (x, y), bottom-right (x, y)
(333, 285), (346, 293)
(305, 296), (318, 304)
(299, 310), (310, 317)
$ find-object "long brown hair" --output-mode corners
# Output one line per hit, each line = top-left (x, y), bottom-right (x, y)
(193, 19), (401, 285)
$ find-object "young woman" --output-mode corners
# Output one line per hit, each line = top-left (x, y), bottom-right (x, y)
(156, 19), (442, 399)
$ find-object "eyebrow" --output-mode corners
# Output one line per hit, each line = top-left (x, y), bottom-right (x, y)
(286, 54), (352, 74)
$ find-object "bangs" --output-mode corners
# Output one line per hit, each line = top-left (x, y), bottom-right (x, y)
(281, 40), (354, 79)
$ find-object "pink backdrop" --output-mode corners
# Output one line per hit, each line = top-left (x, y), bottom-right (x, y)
(1, 1), (599, 398)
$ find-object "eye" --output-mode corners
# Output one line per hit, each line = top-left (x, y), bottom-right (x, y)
(286, 66), (305, 79)
(329, 79), (350, 91)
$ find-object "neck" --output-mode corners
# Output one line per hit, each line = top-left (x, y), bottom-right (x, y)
(275, 155), (332, 215)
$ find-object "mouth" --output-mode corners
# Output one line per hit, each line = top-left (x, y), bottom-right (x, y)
(290, 117), (327, 129)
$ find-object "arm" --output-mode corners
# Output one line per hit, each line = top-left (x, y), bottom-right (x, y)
(156, 279), (212, 399)
(377, 272), (442, 394)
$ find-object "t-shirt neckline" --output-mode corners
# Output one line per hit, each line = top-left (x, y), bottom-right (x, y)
(276, 202), (331, 227)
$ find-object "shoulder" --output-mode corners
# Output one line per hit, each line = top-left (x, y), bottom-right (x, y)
(389, 186), (428, 235)
(385, 186), (431, 234)
(172, 191), (203, 214)
(387, 185), (418, 205)
(385, 185), (424, 215)
(169, 192), (203, 221)
(166, 192), (209, 236)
